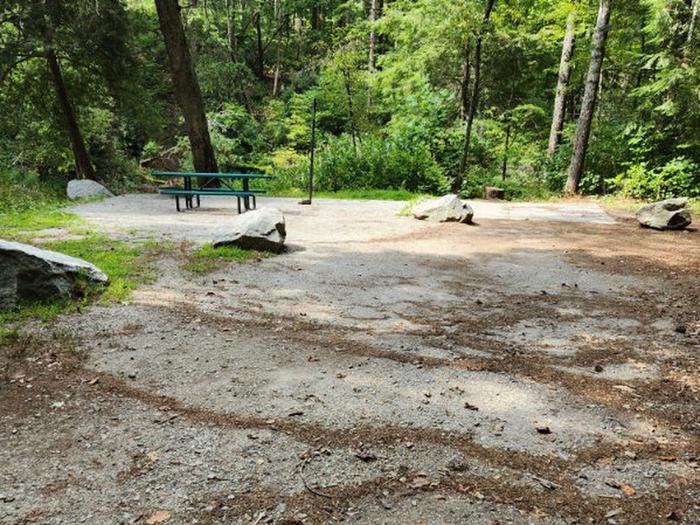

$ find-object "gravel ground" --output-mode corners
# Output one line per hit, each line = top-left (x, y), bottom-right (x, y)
(1, 195), (699, 524)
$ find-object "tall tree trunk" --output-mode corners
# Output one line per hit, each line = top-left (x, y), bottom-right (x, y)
(225, 0), (237, 60)
(311, 6), (321, 31)
(46, 50), (96, 180)
(254, 10), (265, 79)
(368, 0), (379, 73)
(688, 0), (698, 44)
(459, 42), (472, 121)
(453, 0), (496, 194)
(565, 0), (611, 194)
(155, 0), (218, 174)
(342, 68), (358, 152)
(547, 11), (576, 156)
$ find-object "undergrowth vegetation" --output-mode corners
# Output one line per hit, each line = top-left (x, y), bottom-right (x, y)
(182, 243), (264, 274)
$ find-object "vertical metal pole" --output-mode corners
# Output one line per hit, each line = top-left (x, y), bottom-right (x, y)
(308, 98), (317, 204)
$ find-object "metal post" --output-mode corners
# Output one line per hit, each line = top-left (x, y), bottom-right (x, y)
(300, 98), (317, 205)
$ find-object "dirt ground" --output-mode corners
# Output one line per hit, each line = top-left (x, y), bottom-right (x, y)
(1, 196), (699, 525)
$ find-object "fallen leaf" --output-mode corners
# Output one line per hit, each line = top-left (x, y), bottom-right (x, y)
(287, 409), (304, 417)
(464, 402), (479, 411)
(535, 425), (551, 435)
(146, 510), (171, 524)
(621, 484), (636, 497)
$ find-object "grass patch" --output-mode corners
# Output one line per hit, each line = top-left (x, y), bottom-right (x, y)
(0, 327), (20, 347)
(42, 236), (166, 303)
(182, 243), (262, 274)
(268, 188), (428, 201)
(0, 207), (83, 240)
(0, 235), (169, 332)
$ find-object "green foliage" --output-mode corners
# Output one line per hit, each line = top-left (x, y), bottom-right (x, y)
(41, 235), (163, 303)
(1, 0), (699, 202)
(612, 157), (700, 200)
(273, 132), (447, 193)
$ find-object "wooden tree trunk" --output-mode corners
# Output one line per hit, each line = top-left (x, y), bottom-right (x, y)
(565, 0), (611, 194)
(459, 42), (471, 120)
(46, 50), (96, 180)
(155, 0), (218, 174)
(225, 0), (237, 60)
(547, 11), (576, 156)
(368, 0), (379, 73)
(254, 10), (265, 79)
(688, 0), (699, 44)
(342, 68), (358, 152)
(453, 0), (496, 194)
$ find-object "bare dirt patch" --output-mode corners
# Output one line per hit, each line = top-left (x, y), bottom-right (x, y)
(2, 196), (699, 524)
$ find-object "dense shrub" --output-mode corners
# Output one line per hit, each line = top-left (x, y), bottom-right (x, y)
(612, 157), (700, 199)
(272, 133), (448, 194)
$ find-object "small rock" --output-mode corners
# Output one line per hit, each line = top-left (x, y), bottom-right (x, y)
(594, 364), (604, 373)
(535, 425), (552, 435)
(674, 325), (687, 334)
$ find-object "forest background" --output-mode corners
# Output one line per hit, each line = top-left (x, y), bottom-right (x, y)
(1, 0), (698, 210)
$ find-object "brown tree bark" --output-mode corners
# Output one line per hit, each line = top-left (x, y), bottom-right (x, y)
(547, 11), (576, 156)
(688, 0), (698, 44)
(565, 0), (611, 194)
(46, 50), (96, 180)
(459, 42), (472, 120)
(368, 0), (379, 73)
(155, 0), (218, 174)
(453, 0), (496, 194)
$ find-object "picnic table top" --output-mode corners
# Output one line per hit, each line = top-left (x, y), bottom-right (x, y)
(153, 171), (275, 180)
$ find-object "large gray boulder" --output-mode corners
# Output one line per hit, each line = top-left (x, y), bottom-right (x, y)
(67, 179), (114, 200)
(636, 198), (692, 230)
(411, 194), (474, 224)
(0, 239), (108, 311)
(213, 207), (286, 253)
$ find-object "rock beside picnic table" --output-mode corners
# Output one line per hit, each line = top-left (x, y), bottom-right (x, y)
(213, 207), (286, 253)
(411, 194), (474, 224)
(67, 179), (114, 200)
(0, 239), (108, 311)
(635, 197), (692, 231)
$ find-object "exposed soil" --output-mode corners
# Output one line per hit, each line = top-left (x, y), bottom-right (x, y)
(1, 196), (699, 525)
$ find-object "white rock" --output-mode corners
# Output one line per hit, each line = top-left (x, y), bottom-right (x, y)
(213, 208), (286, 252)
(411, 194), (474, 224)
(67, 179), (114, 200)
(0, 239), (108, 311)
(635, 198), (692, 230)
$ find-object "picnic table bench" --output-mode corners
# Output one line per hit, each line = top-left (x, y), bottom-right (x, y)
(154, 171), (275, 213)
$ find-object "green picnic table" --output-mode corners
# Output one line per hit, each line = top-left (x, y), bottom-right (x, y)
(153, 171), (275, 213)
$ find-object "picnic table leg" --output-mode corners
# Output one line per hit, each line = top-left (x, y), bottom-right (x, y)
(185, 176), (192, 209)
(176, 195), (181, 212)
(237, 196), (241, 214)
